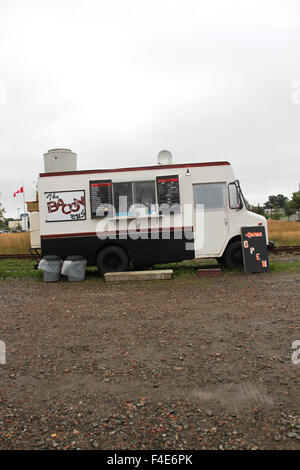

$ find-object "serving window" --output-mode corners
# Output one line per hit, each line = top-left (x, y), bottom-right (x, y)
(90, 175), (180, 218)
(114, 181), (156, 216)
(90, 179), (157, 217)
(135, 181), (156, 208)
(113, 182), (134, 215)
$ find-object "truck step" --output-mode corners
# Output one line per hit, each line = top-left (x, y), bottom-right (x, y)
(197, 268), (222, 277)
(104, 269), (173, 282)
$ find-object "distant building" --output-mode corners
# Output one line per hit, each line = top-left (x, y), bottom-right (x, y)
(264, 208), (285, 216)
(8, 220), (22, 230)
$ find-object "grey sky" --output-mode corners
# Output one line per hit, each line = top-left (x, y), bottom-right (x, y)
(0, 0), (300, 218)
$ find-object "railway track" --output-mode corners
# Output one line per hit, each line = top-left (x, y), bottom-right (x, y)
(0, 246), (300, 261)
(271, 246), (300, 254)
(0, 253), (37, 259)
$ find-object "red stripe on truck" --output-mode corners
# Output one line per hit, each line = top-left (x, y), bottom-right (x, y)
(41, 226), (194, 239)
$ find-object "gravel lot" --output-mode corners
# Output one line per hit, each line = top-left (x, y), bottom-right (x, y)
(0, 272), (299, 450)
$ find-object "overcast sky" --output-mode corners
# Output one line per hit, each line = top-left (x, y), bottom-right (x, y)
(0, 0), (300, 218)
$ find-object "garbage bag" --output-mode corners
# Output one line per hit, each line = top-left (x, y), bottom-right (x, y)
(61, 258), (87, 278)
(38, 257), (62, 273)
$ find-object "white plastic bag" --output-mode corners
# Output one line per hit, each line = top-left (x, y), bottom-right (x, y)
(38, 258), (62, 273)
(61, 259), (87, 277)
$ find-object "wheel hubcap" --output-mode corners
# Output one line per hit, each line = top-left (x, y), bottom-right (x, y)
(104, 254), (121, 270)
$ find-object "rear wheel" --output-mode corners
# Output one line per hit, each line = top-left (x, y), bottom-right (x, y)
(96, 245), (129, 275)
(223, 240), (244, 271)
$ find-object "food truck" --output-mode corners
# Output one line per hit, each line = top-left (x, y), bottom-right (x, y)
(29, 148), (268, 274)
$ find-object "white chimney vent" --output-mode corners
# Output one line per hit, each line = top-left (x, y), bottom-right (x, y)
(43, 148), (77, 173)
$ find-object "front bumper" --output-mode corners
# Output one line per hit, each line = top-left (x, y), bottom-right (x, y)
(267, 241), (275, 251)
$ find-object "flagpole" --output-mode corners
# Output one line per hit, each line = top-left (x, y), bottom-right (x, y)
(23, 182), (26, 215)
(22, 182), (26, 231)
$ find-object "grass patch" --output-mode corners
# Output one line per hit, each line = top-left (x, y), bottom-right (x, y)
(0, 232), (30, 254)
(0, 259), (43, 279)
(1, 258), (299, 281)
(268, 220), (300, 246)
(269, 261), (300, 273)
(0, 259), (103, 281)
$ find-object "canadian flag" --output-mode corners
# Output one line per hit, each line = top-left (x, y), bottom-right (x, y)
(13, 186), (24, 197)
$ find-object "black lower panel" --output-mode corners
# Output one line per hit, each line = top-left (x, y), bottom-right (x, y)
(41, 230), (195, 266)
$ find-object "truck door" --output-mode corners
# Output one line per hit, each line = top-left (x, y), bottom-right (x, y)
(193, 182), (229, 256)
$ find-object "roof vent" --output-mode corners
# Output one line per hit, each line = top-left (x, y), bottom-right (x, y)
(157, 149), (172, 165)
(43, 148), (77, 173)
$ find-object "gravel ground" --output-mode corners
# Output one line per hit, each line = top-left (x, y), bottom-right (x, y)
(0, 272), (299, 450)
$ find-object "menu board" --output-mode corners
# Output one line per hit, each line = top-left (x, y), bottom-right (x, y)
(241, 226), (269, 273)
(90, 180), (113, 218)
(156, 175), (180, 214)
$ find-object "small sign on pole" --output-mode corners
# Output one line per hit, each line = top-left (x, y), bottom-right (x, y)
(241, 226), (269, 274)
(21, 213), (29, 232)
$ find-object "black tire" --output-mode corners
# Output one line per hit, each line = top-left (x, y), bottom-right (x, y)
(96, 245), (129, 275)
(133, 264), (153, 270)
(223, 240), (244, 271)
(216, 257), (226, 268)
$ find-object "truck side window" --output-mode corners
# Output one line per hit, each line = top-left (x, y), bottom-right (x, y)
(113, 181), (156, 216)
(113, 182), (133, 215)
(193, 183), (225, 210)
(228, 182), (242, 209)
(134, 181), (156, 208)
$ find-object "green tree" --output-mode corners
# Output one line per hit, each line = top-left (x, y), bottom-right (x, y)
(271, 208), (281, 220)
(3, 217), (14, 229)
(0, 203), (5, 228)
(292, 191), (300, 221)
(264, 194), (290, 219)
(250, 204), (265, 216)
(264, 196), (276, 209)
(264, 194), (288, 210)
(284, 200), (296, 220)
(274, 194), (288, 208)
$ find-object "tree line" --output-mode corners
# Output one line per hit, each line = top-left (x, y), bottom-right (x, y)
(250, 191), (300, 220)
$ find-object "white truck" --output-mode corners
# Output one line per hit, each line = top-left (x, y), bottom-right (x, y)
(29, 148), (268, 274)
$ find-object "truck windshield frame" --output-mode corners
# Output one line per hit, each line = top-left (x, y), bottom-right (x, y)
(228, 180), (244, 210)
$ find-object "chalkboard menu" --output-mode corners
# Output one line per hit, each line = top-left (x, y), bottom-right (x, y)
(90, 180), (113, 218)
(241, 226), (269, 274)
(156, 175), (180, 214)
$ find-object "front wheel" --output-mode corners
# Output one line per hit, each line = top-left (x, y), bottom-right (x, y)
(223, 240), (244, 271)
(96, 245), (129, 275)
(216, 257), (226, 267)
